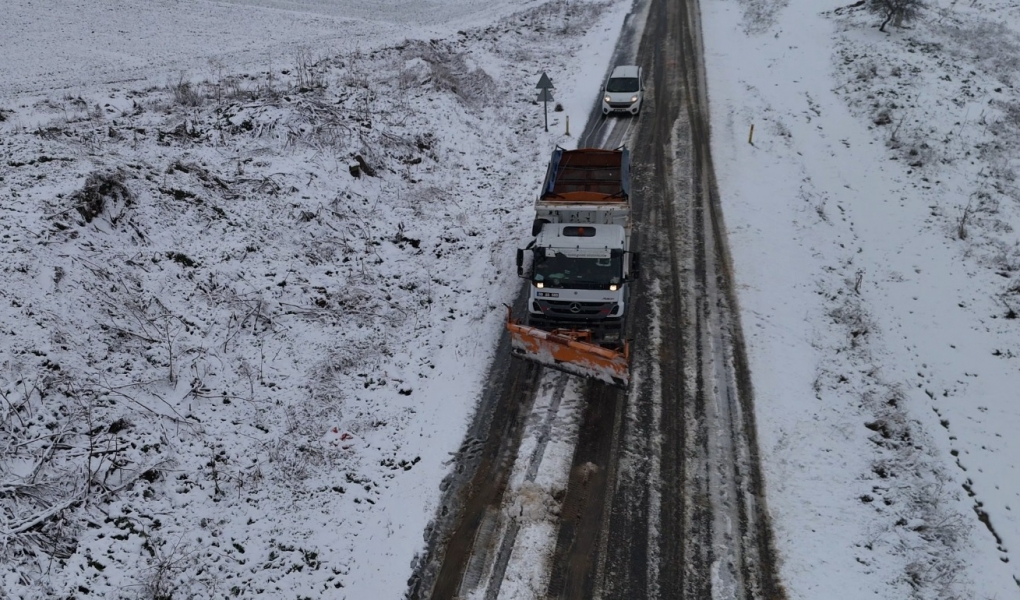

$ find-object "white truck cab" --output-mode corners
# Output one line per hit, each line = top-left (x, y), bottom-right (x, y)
(525, 223), (632, 342)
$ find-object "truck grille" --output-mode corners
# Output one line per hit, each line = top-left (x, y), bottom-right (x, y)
(527, 303), (624, 345)
(540, 300), (614, 318)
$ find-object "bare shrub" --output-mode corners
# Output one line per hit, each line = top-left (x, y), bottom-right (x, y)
(295, 48), (327, 90)
(512, 0), (608, 37)
(397, 57), (429, 91)
(70, 171), (134, 224)
(0, 378), (85, 556)
(987, 101), (1020, 174)
(267, 404), (340, 482)
(897, 479), (967, 596)
(169, 73), (203, 107)
(263, 340), (389, 483)
(867, 0), (925, 32)
(140, 536), (196, 600)
(855, 59), (880, 82)
(258, 79), (285, 103)
(0, 372), (170, 566)
(333, 49), (367, 89)
(957, 198), (971, 240)
(289, 98), (354, 152)
(400, 40), (496, 108)
(979, 238), (1020, 274)
(827, 295), (873, 348)
(993, 99), (1020, 131)
(211, 74), (255, 103)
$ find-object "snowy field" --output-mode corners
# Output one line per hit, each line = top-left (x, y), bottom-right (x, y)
(705, 0), (1020, 597)
(0, 0), (556, 98)
(2, 0), (1020, 598)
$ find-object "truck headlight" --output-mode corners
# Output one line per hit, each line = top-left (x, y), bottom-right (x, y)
(609, 284), (618, 291)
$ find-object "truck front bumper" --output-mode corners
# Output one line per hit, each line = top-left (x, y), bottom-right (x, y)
(525, 313), (625, 347)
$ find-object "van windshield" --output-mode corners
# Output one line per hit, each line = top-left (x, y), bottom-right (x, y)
(606, 77), (639, 93)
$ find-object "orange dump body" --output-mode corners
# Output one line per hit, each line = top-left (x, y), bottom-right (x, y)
(506, 308), (630, 388)
(540, 147), (630, 205)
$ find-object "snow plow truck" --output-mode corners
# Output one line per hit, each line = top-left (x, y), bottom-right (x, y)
(507, 146), (639, 388)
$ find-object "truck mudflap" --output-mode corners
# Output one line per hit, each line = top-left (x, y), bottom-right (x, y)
(506, 307), (630, 388)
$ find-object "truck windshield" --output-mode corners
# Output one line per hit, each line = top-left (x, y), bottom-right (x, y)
(533, 250), (623, 289)
(606, 77), (639, 93)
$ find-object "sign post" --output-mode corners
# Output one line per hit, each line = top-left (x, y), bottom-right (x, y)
(536, 73), (554, 133)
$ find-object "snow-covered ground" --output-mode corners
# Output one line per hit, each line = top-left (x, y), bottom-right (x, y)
(1, 0), (1019, 598)
(0, 0), (561, 98)
(705, 0), (1020, 597)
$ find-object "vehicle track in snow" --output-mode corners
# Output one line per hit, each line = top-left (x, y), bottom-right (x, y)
(645, 0), (787, 594)
(546, 0), (787, 596)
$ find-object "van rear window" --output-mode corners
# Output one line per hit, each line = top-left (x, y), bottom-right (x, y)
(563, 226), (596, 237)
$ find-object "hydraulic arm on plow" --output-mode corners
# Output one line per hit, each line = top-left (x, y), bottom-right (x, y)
(505, 146), (638, 388)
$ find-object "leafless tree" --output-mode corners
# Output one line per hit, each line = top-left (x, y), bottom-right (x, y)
(868, 0), (925, 32)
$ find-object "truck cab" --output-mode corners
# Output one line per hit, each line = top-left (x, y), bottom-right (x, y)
(523, 224), (632, 344)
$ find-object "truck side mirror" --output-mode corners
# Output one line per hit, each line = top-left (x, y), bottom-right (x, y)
(630, 252), (641, 280)
(516, 248), (525, 277)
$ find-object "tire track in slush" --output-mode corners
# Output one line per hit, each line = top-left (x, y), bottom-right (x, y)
(545, 383), (624, 599)
(677, 0), (788, 594)
(482, 374), (569, 600)
(595, 0), (680, 594)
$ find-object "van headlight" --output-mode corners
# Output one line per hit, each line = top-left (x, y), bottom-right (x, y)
(604, 95), (611, 103)
(631, 95), (639, 103)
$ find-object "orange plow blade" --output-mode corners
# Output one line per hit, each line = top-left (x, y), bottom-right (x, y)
(506, 308), (630, 388)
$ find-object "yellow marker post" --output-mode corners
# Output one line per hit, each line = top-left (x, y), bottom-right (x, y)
(748, 123), (755, 145)
(566, 115), (570, 136)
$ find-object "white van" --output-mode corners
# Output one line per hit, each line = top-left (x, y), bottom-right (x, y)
(602, 65), (644, 115)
